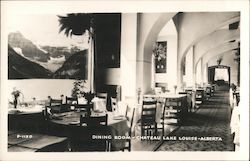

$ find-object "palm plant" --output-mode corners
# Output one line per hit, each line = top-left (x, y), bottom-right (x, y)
(58, 13), (94, 38)
(58, 13), (96, 92)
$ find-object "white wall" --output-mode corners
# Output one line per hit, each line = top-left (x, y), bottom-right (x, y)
(8, 79), (75, 102)
(203, 63), (208, 84)
(154, 35), (178, 92)
(183, 46), (194, 87)
(120, 13), (137, 99)
(196, 60), (202, 85)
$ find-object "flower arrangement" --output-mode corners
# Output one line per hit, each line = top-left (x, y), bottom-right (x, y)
(11, 89), (21, 98)
(84, 91), (95, 104)
(11, 88), (22, 108)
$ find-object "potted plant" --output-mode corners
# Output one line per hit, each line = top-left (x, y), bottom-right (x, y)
(71, 79), (95, 104)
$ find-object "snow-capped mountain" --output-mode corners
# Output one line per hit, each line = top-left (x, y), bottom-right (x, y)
(8, 31), (81, 72)
(8, 31), (87, 79)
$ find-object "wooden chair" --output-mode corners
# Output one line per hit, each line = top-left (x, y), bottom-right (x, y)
(205, 87), (212, 99)
(43, 98), (63, 135)
(47, 99), (63, 114)
(161, 98), (182, 127)
(141, 100), (157, 137)
(67, 114), (109, 152)
(121, 107), (135, 151)
(65, 96), (78, 111)
(195, 89), (204, 108)
(111, 97), (118, 112)
(75, 114), (110, 151)
(75, 104), (93, 117)
(66, 96), (78, 105)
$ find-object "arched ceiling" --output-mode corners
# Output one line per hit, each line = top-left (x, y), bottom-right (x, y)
(177, 12), (240, 65)
(196, 41), (238, 70)
(194, 29), (240, 65)
(158, 19), (177, 36)
(142, 13), (177, 62)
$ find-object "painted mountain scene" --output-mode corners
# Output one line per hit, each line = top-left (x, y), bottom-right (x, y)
(8, 31), (87, 79)
(8, 14), (89, 80)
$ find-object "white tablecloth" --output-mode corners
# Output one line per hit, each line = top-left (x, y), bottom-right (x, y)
(230, 104), (240, 146)
(8, 105), (44, 114)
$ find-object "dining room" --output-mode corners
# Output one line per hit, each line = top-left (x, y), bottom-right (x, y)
(6, 11), (242, 153)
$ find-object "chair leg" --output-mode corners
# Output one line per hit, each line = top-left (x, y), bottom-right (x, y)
(106, 140), (111, 152)
(155, 124), (158, 136)
(128, 140), (131, 151)
(162, 123), (165, 137)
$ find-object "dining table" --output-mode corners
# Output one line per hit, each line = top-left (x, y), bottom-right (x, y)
(49, 110), (129, 151)
(8, 105), (45, 132)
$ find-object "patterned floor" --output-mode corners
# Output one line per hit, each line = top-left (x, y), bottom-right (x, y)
(157, 90), (235, 151)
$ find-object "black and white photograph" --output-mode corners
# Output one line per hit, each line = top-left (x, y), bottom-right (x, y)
(0, 1), (249, 161)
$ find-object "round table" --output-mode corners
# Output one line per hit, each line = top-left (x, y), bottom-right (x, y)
(8, 105), (45, 132)
(50, 111), (129, 151)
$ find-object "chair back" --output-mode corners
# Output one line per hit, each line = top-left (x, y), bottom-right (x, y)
(179, 92), (187, 95)
(80, 114), (108, 126)
(110, 97), (118, 112)
(49, 99), (63, 113)
(69, 114), (109, 151)
(141, 100), (157, 125)
(75, 104), (93, 117)
(66, 96), (78, 105)
(162, 97), (184, 124)
(50, 99), (62, 106)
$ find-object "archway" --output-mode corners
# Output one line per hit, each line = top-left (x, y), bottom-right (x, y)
(152, 19), (178, 92)
(137, 13), (177, 93)
(208, 65), (231, 90)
